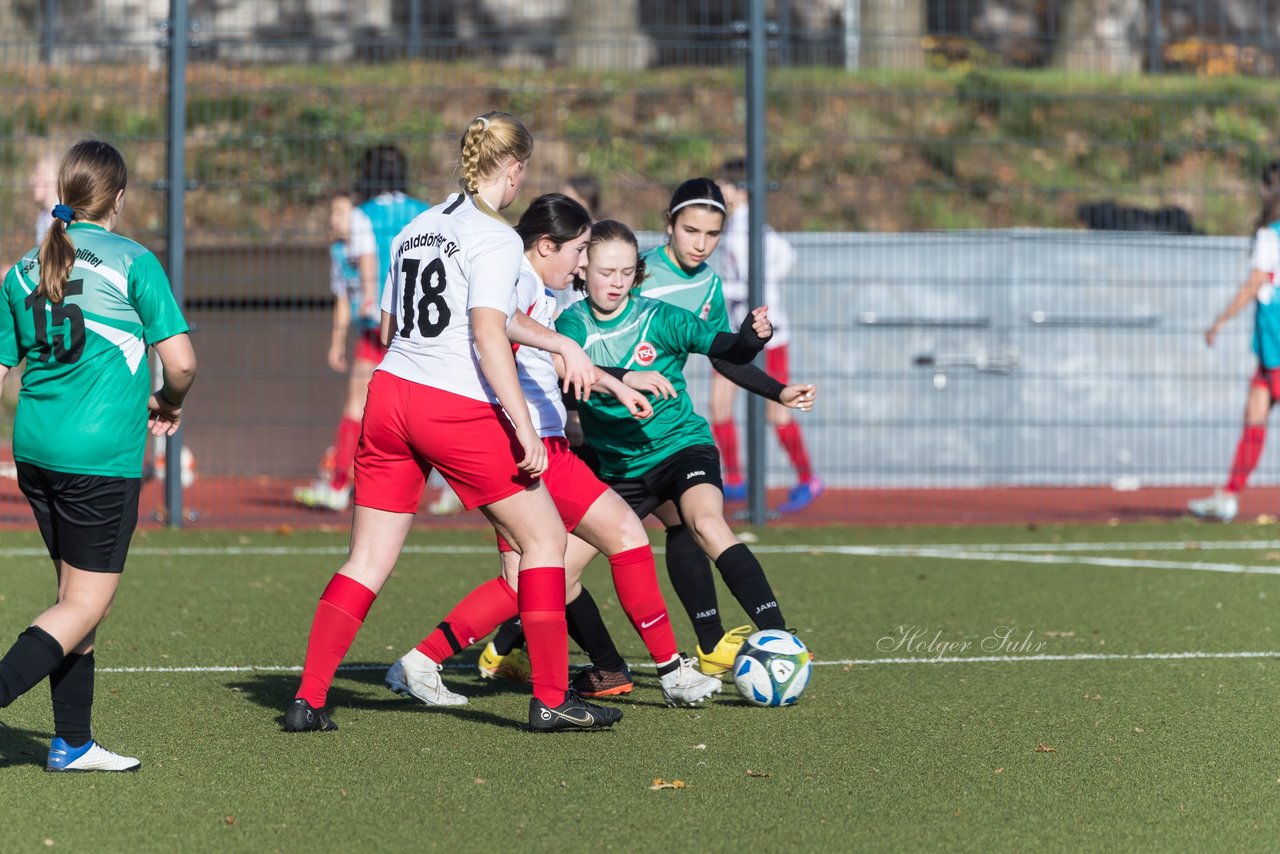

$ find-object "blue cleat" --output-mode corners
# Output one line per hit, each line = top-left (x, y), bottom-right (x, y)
(722, 481), (748, 502)
(776, 478), (824, 514)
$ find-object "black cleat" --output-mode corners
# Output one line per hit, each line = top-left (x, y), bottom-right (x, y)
(283, 698), (338, 732)
(528, 692), (623, 733)
(569, 664), (633, 698)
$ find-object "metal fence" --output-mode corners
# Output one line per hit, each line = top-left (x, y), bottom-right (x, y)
(0, 1), (1276, 524)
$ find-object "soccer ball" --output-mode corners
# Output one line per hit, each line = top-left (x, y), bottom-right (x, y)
(153, 445), (197, 488)
(732, 629), (812, 707)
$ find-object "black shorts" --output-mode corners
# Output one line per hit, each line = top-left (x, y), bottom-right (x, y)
(16, 463), (141, 573)
(604, 444), (723, 519)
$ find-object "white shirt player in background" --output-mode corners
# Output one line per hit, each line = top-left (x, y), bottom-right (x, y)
(712, 159), (822, 514)
(1189, 158), (1280, 523)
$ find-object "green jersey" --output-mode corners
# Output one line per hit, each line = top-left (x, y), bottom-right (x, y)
(554, 295), (722, 480)
(0, 223), (189, 477)
(637, 245), (730, 333)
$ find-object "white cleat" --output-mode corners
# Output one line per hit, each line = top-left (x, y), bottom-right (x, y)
(46, 738), (140, 772)
(293, 479), (351, 512)
(659, 655), (723, 707)
(385, 649), (468, 706)
(428, 486), (464, 515)
(1188, 490), (1238, 523)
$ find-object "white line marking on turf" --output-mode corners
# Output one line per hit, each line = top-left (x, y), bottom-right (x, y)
(95, 649), (1280, 674)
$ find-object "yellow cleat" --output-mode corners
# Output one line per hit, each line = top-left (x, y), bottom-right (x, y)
(695, 625), (754, 675)
(476, 641), (532, 682)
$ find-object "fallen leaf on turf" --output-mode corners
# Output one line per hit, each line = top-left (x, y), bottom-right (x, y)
(1259, 515), (1277, 525)
(42, 841), (54, 848)
(650, 778), (686, 790)
(690, 743), (706, 750)
(746, 769), (772, 778)
(340, 789), (347, 798)
(1043, 631), (1075, 638)
(1082, 693), (1102, 701)
(1185, 541), (1202, 550)
(1035, 743), (1057, 753)
(474, 778), (485, 785)
(274, 524), (293, 536)
(1265, 552), (1280, 561)
(224, 816), (236, 826)
(1134, 727), (1145, 733)
(994, 767), (1004, 773)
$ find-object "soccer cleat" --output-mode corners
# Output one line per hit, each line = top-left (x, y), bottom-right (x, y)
(722, 480), (748, 502)
(428, 486), (464, 515)
(658, 655), (723, 707)
(696, 625), (754, 675)
(385, 649), (468, 706)
(476, 641), (532, 682)
(528, 692), (623, 732)
(1188, 490), (1238, 523)
(569, 664), (633, 698)
(46, 738), (140, 772)
(293, 479), (351, 512)
(777, 477), (824, 514)
(283, 698), (338, 732)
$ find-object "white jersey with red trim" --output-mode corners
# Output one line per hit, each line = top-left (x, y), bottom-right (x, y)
(715, 201), (794, 350)
(377, 193), (522, 403)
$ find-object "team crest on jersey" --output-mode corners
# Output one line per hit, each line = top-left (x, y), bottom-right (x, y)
(634, 341), (657, 366)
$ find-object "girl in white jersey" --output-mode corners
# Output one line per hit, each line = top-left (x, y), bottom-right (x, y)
(285, 113), (620, 734)
(383, 194), (722, 709)
(1189, 159), (1280, 523)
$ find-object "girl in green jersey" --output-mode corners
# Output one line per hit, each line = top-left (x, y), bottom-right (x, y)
(0, 139), (196, 771)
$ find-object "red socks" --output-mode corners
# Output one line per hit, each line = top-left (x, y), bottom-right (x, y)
(330, 416), (362, 491)
(416, 577), (518, 663)
(609, 546), (678, 664)
(518, 566), (569, 707)
(775, 422), (812, 483)
(712, 420), (742, 484)
(296, 574), (376, 708)
(1226, 424), (1266, 493)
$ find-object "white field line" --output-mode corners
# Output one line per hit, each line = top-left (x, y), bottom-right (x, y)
(96, 649), (1280, 674)
(0, 541), (1276, 576)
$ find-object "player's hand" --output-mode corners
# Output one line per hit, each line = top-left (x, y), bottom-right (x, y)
(615, 385), (654, 420)
(148, 391), (183, 436)
(514, 424), (547, 476)
(623, 370), (677, 400)
(748, 306), (772, 341)
(559, 340), (598, 402)
(779, 383), (817, 412)
(328, 340), (348, 373)
(1205, 322), (1223, 347)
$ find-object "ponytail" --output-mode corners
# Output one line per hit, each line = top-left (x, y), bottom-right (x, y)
(37, 139), (128, 303)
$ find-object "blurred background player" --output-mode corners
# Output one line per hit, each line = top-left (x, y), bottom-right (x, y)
(284, 113), (619, 734)
(1189, 158), (1280, 523)
(0, 139), (195, 771)
(295, 145), (463, 514)
(713, 157), (822, 513)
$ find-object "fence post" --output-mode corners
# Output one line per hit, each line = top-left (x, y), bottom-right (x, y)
(165, 0), (189, 528)
(42, 0), (56, 64)
(746, 0), (768, 526)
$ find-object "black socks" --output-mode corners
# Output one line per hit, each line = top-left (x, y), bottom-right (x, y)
(565, 588), (626, 672)
(715, 543), (786, 630)
(0, 625), (65, 709)
(663, 524), (725, 652)
(50, 651), (95, 747)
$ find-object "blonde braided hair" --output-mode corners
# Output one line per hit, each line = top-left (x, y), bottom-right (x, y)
(458, 112), (533, 222)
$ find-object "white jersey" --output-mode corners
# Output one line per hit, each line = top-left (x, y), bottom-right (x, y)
(513, 257), (568, 438)
(715, 202), (794, 349)
(377, 193), (522, 403)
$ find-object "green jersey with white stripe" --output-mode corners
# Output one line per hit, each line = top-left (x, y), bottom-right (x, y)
(0, 223), (189, 477)
(554, 295), (720, 480)
(637, 245), (730, 333)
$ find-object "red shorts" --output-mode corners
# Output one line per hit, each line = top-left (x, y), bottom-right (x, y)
(354, 371), (534, 513)
(496, 436), (610, 552)
(1252, 365), (1280, 399)
(765, 345), (790, 384)
(354, 328), (389, 365)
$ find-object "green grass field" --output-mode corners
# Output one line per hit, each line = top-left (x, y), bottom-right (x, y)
(5, 520), (1280, 851)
